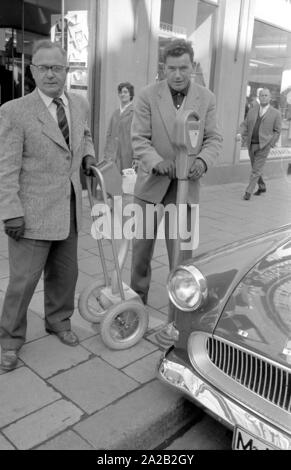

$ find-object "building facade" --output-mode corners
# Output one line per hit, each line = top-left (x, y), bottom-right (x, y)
(1, 0), (291, 183)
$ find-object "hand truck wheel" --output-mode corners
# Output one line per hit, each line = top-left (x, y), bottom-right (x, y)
(100, 300), (149, 350)
(78, 278), (112, 323)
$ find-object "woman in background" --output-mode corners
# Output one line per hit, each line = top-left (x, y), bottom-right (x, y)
(104, 82), (135, 172)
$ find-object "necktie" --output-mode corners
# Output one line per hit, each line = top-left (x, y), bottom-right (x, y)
(53, 97), (70, 147)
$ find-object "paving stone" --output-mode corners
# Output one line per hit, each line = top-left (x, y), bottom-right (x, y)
(147, 283), (169, 309)
(0, 277), (8, 293)
(122, 253), (132, 270)
(0, 242), (8, 256)
(0, 368), (60, 427)
(0, 259), (9, 279)
(81, 337), (158, 368)
(28, 291), (44, 317)
(153, 240), (168, 257)
(71, 308), (100, 341)
(120, 266), (131, 285)
(19, 335), (92, 379)
(74, 379), (198, 450)
(36, 430), (94, 450)
(78, 256), (113, 276)
(151, 264), (169, 285)
(0, 433), (15, 450)
(77, 234), (101, 250)
(147, 306), (167, 330)
(0, 360), (23, 376)
(48, 357), (138, 414)
(3, 400), (84, 450)
(159, 306), (169, 315)
(78, 247), (94, 260)
(146, 331), (164, 350)
(35, 278), (44, 292)
(154, 254), (168, 266)
(87, 240), (124, 262)
(123, 350), (163, 383)
(75, 271), (97, 294)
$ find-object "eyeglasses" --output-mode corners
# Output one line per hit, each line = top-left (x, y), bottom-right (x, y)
(31, 64), (67, 73)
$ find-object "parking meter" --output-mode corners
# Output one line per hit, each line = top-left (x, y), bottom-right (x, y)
(169, 111), (202, 312)
(173, 110), (201, 179)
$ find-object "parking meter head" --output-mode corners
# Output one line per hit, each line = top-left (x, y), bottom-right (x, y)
(173, 110), (200, 155)
(173, 110), (201, 179)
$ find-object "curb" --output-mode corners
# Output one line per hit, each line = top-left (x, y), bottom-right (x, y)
(74, 379), (201, 450)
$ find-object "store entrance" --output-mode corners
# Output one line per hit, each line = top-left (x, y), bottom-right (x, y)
(0, 0), (62, 105)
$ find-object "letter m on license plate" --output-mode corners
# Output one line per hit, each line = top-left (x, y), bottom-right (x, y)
(233, 426), (276, 450)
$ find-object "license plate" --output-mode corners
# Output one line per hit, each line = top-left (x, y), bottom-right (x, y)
(232, 426), (276, 450)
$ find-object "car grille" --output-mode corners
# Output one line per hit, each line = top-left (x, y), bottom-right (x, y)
(207, 337), (291, 413)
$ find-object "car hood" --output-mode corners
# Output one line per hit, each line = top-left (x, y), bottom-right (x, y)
(213, 238), (291, 367)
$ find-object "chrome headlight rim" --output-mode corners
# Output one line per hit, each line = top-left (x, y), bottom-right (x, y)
(167, 264), (208, 312)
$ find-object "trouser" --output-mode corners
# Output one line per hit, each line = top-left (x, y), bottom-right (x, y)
(245, 144), (269, 194)
(0, 192), (78, 350)
(130, 180), (194, 318)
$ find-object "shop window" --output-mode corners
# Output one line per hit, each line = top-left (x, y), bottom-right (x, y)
(52, 0), (90, 99)
(0, 0), (92, 104)
(157, 0), (217, 89)
(242, 20), (291, 159)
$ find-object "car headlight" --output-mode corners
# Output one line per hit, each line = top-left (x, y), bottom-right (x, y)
(167, 265), (208, 311)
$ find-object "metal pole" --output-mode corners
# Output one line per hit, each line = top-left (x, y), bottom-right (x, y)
(21, 0), (24, 96)
(61, 0), (65, 49)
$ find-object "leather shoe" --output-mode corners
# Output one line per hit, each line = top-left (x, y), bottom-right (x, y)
(46, 329), (79, 346)
(243, 192), (251, 200)
(1, 349), (18, 371)
(254, 187), (266, 195)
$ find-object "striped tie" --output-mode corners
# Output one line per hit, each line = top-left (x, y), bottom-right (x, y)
(53, 97), (70, 147)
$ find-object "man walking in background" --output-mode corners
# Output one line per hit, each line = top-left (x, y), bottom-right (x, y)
(0, 40), (96, 371)
(240, 88), (282, 200)
(130, 39), (222, 344)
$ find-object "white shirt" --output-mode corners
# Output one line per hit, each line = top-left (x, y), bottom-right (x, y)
(37, 88), (71, 146)
(259, 104), (270, 118)
(119, 101), (132, 114)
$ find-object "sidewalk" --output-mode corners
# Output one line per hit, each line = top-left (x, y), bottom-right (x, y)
(0, 176), (290, 450)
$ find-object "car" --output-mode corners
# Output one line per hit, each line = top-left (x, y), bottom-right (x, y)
(157, 224), (291, 450)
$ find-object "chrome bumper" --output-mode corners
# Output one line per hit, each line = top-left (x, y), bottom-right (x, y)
(158, 354), (291, 450)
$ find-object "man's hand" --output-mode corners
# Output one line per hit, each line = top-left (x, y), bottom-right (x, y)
(4, 217), (25, 241)
(82, 155), (96, 176)
(188, 158), (207, 180)
(152, 160), (176, 179)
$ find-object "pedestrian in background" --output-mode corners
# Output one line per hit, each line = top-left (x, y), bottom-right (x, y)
(0, 40), (96, 371)
(240, 88), (282, 200)
(104, 82), (136, 172)
(130, 39), (222, 344)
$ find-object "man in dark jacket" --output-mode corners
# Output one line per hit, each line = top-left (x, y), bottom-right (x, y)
(240, 88), (282, 200)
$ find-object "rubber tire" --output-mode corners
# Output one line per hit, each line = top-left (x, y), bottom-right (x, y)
(100, 300), (149, 350)
(78, 278), (111, 323)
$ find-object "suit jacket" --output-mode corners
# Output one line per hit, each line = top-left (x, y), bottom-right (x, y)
(131, 79), (222, 204)
(0, 89), (95, 240)
(240, 104), (282, 150)
(104, 102), (134, 172)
